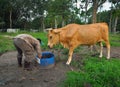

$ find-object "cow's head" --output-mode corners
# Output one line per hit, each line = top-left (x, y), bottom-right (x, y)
(47, 29), (61, 48)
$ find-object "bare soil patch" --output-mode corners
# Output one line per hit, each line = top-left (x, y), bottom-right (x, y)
(0, 47), (120, 87)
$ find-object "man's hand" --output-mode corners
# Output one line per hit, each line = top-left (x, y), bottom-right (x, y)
(37, 54), (42, 58)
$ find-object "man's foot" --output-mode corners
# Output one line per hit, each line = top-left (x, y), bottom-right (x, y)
(18, 64), (22, 67)
(18, 58), (22, 67)
(24, 61), (33, 71)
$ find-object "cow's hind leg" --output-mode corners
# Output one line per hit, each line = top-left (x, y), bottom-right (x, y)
(105, 40), (110, 59)
(66, 47), (74, 65)
(99, 42), (103, 58)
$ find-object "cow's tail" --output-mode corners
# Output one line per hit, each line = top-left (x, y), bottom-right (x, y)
(102, 23), (110, 42)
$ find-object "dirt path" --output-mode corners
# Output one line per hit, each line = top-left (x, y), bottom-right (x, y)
(0, 51), (73, 87)
(0, 47), (120, 87)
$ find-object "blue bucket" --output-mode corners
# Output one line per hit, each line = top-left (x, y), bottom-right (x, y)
(36, 52), (55, 66)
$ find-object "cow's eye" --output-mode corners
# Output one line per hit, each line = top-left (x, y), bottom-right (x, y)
(50, 36), (52, 39)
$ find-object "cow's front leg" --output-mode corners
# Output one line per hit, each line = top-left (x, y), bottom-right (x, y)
(99, 42), (103, 58)
(66, 48), (74, 65)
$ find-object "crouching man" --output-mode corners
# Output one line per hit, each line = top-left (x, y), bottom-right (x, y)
(13, 34), (42, 70)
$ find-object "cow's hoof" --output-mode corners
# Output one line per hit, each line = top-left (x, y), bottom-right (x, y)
(99, 55), (102, 58)
(66, 62), (70, 65)
(107, 57), (110, 59)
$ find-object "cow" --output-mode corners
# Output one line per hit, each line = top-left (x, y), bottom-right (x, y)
(47, 23), (110, 65)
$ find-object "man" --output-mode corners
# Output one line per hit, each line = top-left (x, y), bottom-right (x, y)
(13, 34), (42, 70)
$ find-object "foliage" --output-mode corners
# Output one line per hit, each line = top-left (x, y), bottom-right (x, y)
(60, 57), (120, 87)
(97, 11), (110, 23)
(47, 0), (74, 27)
(0, 0), (120, 32)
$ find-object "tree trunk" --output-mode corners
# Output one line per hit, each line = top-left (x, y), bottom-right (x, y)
(42, 22), (45, 31)
(62, 20), (65, 27)
(113, 16), (118, 33)
(62, 16), (65, 27)
(9, 9), (12, 28)
(40, 17), (45, 31)
(85, 0), (89, 24)
(92, 0), (98, 23)
(24, 22), (27, 30)
(55, 17), (58, 28)
(109, 11), (112, 32)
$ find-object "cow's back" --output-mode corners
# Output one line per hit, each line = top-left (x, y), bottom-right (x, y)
(59, 23), (109, 45)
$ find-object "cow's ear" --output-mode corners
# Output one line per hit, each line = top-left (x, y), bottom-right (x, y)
(53, 29), (61, 34)
(45, 28), (53, 32)
(45, 28), (54, 34)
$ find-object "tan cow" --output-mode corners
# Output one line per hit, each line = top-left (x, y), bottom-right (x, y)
(47, 23), (110, 65)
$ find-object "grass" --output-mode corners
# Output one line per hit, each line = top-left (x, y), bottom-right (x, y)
(59, 33), (120, 87)
(0, 32), (120, 86)
(0, 32), (119, 54)
(0, 32), (48, 54)
(0, 36), (15, 53)
(28, 32), (48, 49)
(60, 57), (120, 87)
(109, 33), (120, 47)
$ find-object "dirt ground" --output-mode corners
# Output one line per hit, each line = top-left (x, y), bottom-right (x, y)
(0, 47), (120, 87)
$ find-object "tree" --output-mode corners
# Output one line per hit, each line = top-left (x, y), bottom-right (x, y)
(92, 0), (106, 23)
(48, 0), (73, 28)
(0, 0), (7, 29)
(80, 0), (92, 23)
(109, 0), (120, 33)
(6, 0), (20, 28)
(15, 0), (49, 31)
(0, 0), (24, 29)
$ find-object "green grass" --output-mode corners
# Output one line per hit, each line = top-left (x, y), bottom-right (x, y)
(0, 36), (15, 53)
(28, 32), (48, 49)
(0, 32), (120, 86)
(109, 34), (120, 47)
(0, 32), (119, 54)
(0, 32), (48, 53)
(59, 33), (120, 87)
(60, 57), (120, 87)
